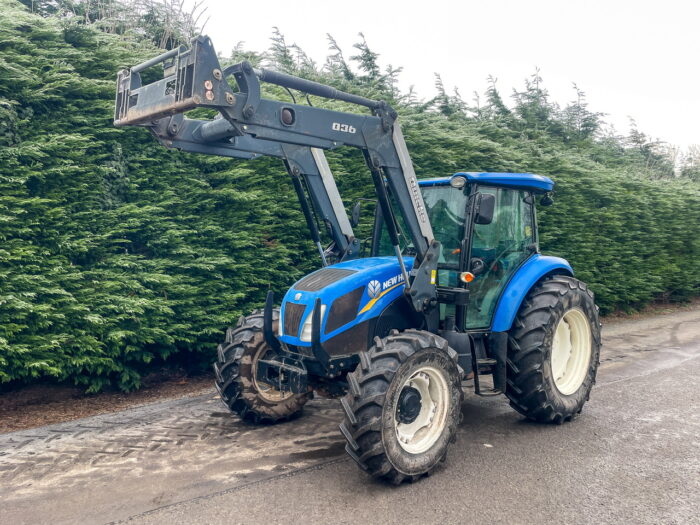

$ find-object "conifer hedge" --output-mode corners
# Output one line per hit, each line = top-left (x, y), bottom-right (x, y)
(1, 0), (698, 391)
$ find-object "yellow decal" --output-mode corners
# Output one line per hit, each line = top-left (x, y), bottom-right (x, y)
(359, 282), (404, 315)
(430, 269), (437, 285)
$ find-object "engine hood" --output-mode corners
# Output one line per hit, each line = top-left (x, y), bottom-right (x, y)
(279, 256), (414, 347)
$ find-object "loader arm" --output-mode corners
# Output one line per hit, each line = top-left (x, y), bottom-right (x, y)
(114, 36), (440, 319)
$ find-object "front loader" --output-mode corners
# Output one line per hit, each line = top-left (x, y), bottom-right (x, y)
(114, 36), (601, 484)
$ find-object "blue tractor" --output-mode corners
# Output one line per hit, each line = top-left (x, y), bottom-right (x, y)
(115, 37), (601, 484)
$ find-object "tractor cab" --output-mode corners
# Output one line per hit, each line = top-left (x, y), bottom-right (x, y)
(373, 172), (553, 330)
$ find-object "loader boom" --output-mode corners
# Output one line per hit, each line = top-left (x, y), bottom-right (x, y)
(115, 35), (440, 321)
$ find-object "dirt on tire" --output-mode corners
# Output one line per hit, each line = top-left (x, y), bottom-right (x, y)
(214, 309), (310, 423)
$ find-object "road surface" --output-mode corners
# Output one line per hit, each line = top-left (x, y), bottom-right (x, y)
(1, 308), (698, 524)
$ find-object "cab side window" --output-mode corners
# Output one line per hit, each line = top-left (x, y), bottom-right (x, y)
(466, 188), (535, 329)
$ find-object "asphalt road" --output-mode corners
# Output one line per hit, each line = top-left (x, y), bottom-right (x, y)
(1, 309), (698, 525)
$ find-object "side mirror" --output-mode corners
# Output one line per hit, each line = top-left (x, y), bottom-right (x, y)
(474, 193), (495, 225)
(350, 201), (362, 228)
(540, 194), (554, 206)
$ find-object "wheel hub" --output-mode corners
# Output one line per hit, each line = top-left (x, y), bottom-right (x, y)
(394, 367), (450, 454)
(397, 386), (422, 424)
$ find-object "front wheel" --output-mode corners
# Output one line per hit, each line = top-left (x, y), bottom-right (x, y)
(506, 275), (601, 423)
(214, 309), (310, 423)
(340, 330), (463, 484)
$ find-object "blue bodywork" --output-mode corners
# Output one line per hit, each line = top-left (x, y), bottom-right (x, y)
(280, 172), (569, 352)
(420, 172), (554, 193)
(491, 254), (573, 331)
(280, 257), (414, 347)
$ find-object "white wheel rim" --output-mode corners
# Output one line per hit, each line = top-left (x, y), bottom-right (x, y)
(551, 308), (592, 395)
(395, 366), (450, 454)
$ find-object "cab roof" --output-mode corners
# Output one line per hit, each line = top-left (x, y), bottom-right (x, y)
(419, 172), (554, 193)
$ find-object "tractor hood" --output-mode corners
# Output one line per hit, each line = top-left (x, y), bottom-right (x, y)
(279, 256), (414, 348)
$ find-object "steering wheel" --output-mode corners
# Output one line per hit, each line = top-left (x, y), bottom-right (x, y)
(485, 240), (519, 274)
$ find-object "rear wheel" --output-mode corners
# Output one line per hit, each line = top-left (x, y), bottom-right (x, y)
(214, 309), (310, 423)
(339, 330), (463, 484)
(506, 275), (601, 423)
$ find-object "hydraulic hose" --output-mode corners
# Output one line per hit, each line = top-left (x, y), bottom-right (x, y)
(254, 68), (383, 110)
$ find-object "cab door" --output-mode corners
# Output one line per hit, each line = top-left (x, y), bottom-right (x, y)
(465, 186), (536, 330)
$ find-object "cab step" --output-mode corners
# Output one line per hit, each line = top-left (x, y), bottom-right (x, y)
(470, 334), (507, 397)
(476, 388), (503, 397)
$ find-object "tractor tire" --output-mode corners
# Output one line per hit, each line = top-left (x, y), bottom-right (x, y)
(506, 275), (601, 424)
(340, 329), (463, 484)
(214, 309), (310, 423)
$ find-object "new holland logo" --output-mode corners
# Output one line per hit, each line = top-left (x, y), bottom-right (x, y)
(367, 280), (381, 298)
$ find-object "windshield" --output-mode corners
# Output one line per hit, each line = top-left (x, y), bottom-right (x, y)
(376, 184), (469, 267)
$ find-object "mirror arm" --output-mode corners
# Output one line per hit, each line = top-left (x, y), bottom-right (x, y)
(349, 198), (378, 228)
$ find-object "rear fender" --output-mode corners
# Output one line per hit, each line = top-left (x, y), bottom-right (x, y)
(490, 254), (573, 332)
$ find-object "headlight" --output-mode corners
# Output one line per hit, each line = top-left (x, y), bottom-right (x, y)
(450, 175), (467, 188)
(299, 304), (326, 342)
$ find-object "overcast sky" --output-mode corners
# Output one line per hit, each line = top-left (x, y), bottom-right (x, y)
(193, 0), (698, 151)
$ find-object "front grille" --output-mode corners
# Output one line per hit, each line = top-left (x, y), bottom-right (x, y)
(325, 286), (364, 334)
(283, 302), (307, 338)
(294, 268), (356, 292)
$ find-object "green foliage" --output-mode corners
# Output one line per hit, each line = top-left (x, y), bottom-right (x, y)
(19, 0), (204, 49)
(680, 146), (700, 182)
(0, 0), (313, 391)
(1, 1), (698, 392)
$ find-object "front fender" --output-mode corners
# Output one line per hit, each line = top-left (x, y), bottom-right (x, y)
(490, 254), (573, 332)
